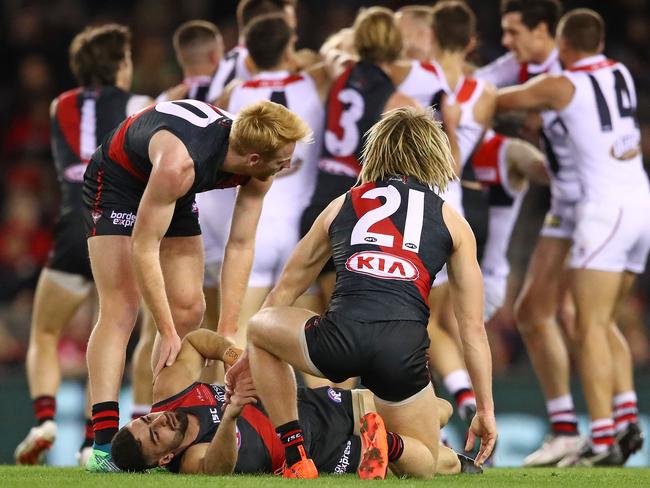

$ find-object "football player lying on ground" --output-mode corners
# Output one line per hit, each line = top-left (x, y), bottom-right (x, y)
(110, 329), (480, 475)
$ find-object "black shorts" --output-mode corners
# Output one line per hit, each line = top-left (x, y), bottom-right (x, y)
(462, 185), (489, 262)
(304, 312), (431, 402)
(82, 157), (201, 238)
(46, 212), (93, 280)
(300, 171), (357, 275)
(298, 386), (360, 474)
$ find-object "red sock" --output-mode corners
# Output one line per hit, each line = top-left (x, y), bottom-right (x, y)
(33, 396), (56, 425)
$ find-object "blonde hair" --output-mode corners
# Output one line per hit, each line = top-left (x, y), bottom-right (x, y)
(230, 100), (312, 159)
(353, 7), (402, 64)
(396, 5), (433, 23)
(360, 107), (457, 190)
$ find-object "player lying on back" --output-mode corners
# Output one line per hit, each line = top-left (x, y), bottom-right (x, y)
(110, 329), (479, 476)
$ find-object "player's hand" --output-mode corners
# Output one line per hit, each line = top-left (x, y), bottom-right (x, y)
(154, 330), (182, 377)
(224, 350), (251, 405)
(223, 368), (257, 420)
(465, 411), (497, 466)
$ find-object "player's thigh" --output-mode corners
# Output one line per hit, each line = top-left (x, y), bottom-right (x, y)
(516, 236), (572, 315)
(88, 235), (140, 319)
(571, 268), (623, 330)
(248, 306), (320, 374)
(31, 268), (92, 336)
(374, 384), (440, 455)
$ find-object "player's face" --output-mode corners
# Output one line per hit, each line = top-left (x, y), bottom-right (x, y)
(256, 142), (296, 180)
(129, 411), (189, 465)
(396, 15), (432, 61)
(501, 12), (548, 64)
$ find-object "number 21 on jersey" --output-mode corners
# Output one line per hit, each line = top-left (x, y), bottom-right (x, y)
(351, 185), (425, 253)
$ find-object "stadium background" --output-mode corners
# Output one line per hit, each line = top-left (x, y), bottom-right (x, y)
(0, 0), (648, 467)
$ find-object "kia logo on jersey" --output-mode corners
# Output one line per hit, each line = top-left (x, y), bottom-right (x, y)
(345, 251), (419, 281)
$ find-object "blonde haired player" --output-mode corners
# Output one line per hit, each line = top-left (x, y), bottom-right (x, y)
(227, 107), (496, 479)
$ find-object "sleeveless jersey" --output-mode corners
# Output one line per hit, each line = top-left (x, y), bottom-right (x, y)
(471, 131), (524, 279)
(207, 46), (252, 102)
(157, 75), (213, 103)
(328, 176), (453, 323)
(475, 49), (580, 203)
(319, 62), (395, 178)
(97, 99), (248, 194)
(51, 86), (148, 217)
(560, 55), (650, 203)
(397, 61), (445, 109)
(228, 70), (323, 210)
(152, 382), (284, 473)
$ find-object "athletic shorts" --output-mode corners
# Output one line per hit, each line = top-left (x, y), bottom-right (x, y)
(46, 212), (93, 280)
(483, 274), (507, 322)
(83, 158), (201, 238)
(303, 312), (431, 403)
(462, 185), (489, 263)
(540, 197), (577, 240)
(196, 189), (236, 267)
(570, 199), (650, 273)
(298, 387), (360, 474)
(250, 213), (301, 287)
(301, 171), (356, 275)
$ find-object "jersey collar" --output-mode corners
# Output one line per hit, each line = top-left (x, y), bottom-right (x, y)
(567, 54), (613, 72)
(527, 48), (559, 75)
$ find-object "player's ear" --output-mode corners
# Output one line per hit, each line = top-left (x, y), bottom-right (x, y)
(247, 153), (262, 167)
(159, 452), (175, 467)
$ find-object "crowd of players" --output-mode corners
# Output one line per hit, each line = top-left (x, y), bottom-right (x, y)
(11, 0), (650, 478)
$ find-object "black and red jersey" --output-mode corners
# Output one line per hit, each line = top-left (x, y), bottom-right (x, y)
(50, 86), (134, 217)
(328, 176), (453, 323)
(94, 99), (249, 195)
(151, 382), (283, 474)
(320, 62), (395, 177)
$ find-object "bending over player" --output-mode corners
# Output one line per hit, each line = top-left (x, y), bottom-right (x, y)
(110, 329), (474, 476)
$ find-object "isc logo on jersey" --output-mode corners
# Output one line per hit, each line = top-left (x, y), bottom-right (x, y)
(345, 251), (419, 281)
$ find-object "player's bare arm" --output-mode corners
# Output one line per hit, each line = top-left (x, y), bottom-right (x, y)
(153, 329), (240, 401)
(262, 195), (345, 308)
(304, 63), (332, 103)
(218, 176), (272, 339)
(473, 81), (497, 129)
(443, 202), (496, 465)
(132, 130), (195, 376)
(497, 74), (575, 112)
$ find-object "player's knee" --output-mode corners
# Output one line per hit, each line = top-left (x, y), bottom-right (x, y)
(246, 310), (268, 345)
(514, 295), (542, 335)
(174, 299), (206, 337)
(97, 297), (140, 332)
(437, 398), (453, 425)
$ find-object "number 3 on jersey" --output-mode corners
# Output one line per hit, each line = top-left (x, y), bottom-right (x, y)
(325, 88), (365, 157)
(351, 185), (425, 253)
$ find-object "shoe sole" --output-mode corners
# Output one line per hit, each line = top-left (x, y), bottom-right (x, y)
(358, 413), (388, 480)
(16, 438), (53, 465)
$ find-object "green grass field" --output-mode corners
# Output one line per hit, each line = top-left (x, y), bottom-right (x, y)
(1, 467), (650, 487)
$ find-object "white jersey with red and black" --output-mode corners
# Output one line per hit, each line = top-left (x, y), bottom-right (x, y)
(157, 75), (214, 104)
(397, 60), (445, 109)
(228, 70), (323, 287)
(206, 45), (252, 102)
(475, 49), (581, 205)
(328, 176), (452, 324)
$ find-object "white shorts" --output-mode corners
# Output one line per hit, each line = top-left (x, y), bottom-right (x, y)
(196, 189), (237, 267)
(569, 199), (650, 273)
(249, 213), (302, 288)
(433, 263), (449, 287)
(483, 274), (507, 322)
(540, 198), (577, 240)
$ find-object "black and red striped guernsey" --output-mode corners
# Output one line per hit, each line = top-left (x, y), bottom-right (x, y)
(151, 382), (284, 474)
(94, 99), (249, 195)
(50, 86), (133, 217)
(328, 176), (453, 323)
(320, 62), (395, 177)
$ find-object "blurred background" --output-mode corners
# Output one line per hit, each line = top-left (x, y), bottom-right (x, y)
(0, 0), (648, 467)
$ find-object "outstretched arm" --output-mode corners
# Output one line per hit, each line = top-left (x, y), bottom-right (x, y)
(443, 203), (496, 466)
(218, 177), (272, 338)
(497, 74), (574, 113)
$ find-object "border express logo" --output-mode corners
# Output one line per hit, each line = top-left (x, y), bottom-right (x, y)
(110, 210), (136, 228)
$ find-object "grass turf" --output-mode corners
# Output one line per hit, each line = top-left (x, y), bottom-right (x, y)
(1, 467), (650, 487)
